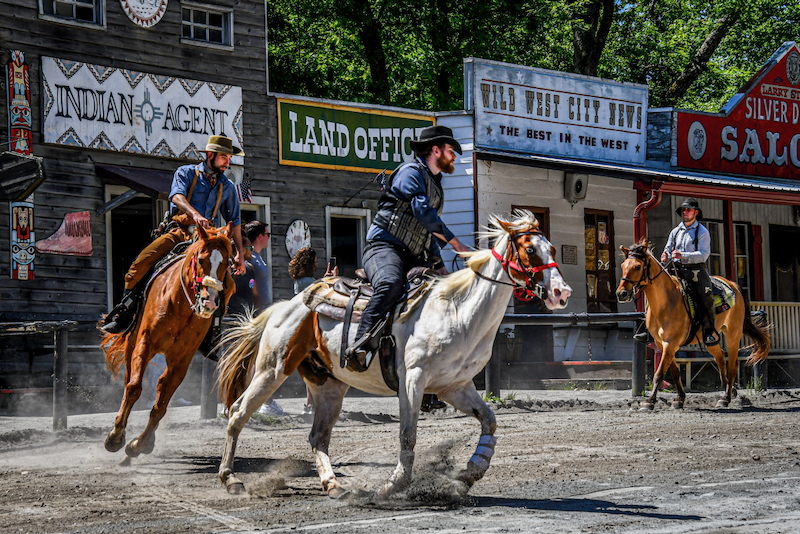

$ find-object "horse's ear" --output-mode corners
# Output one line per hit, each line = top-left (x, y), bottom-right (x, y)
(620, 245), (630, 258)
(197, 224), (209, 240)
(550, 245), (557, 259)
(496, 218), (514, 234)
(223, 221), (233, 239)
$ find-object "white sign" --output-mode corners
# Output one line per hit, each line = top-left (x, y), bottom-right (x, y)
(120, 0), (168, 28)
(41, 57), (244, 164)
(465, 58), (649, 165)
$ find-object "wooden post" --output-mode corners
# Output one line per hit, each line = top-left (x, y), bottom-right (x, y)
(485, 351), (501, 398)
(53, 328), (68, 431)
(200, 356), (217, 419)
(754, 358), (768, 391)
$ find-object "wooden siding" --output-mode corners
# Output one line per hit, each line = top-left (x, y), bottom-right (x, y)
(646, 109), (672, 163)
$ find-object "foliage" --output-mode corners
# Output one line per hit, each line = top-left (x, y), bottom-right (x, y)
(267, 0), (800, 113)
(746, 374), (764, 393)
(482, 391), (505, 403)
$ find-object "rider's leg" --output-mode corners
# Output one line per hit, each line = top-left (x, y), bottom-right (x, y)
(632, 319), (652, 343)
(347, 242), (408, 365)
(124, 229), (186, 290)
(694, 266), (718, 345)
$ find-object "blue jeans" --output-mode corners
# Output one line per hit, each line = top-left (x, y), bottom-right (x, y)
(355, 241), (423, 343)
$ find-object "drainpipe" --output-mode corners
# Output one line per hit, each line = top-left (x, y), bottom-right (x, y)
(631, 180), (662, 397)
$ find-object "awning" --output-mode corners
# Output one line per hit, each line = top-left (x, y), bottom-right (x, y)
(0, 152), (45, 201)
(475, 148), (800, 203)
(95, 164), (173, 199)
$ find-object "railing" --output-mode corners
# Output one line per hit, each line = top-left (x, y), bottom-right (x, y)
(749, 301), (800, 352)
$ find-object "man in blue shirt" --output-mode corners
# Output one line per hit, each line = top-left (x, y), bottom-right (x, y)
(102, 135), (246, 333)
(343, 125), (469, 372)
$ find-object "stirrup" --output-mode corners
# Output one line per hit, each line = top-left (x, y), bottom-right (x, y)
(703, 331), (720, 346)
(343, 347), (372, 372)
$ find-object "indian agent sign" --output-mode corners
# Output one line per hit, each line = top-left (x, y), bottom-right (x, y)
(41, 57), (244, 164)
(676, 42), (800, 180)
(277, 98), (435, 173)
(464, 58), (649, 166)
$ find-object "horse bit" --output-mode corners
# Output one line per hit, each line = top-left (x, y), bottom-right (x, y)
(476, 230), (560, 301)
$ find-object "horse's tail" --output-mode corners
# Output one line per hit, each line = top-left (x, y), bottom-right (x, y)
(741, 290), (771, 366)
(217, 301), (291, 410)
(101, 330), (131, 380)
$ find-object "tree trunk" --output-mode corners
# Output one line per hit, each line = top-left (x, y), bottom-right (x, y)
(662, 10), (741, 106)
(570, 0), (614, 77)
(337, 0), (391, 104)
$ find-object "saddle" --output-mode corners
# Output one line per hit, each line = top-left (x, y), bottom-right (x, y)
(670, 274), (736, 346)
(301, 267), (437, 391)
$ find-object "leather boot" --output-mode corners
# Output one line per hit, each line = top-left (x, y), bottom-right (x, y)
(420, 394), (447, 412)
(632, 319), (652, 343)
(101, 285), (144, 333)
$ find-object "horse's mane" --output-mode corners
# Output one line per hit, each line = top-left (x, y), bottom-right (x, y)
(627, 239), (652, 260)
(435, 210), (539, 300)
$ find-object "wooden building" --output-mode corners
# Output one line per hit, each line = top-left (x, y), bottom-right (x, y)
(0, 0), (268, 412)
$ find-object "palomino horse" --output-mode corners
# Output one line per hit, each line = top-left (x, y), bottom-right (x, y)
(101, 223), (234, 457)
(217, 211), (572, 498)
(616, 241), (770, 409)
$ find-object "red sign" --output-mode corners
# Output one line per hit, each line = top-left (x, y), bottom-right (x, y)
(676, 42), (800, 180)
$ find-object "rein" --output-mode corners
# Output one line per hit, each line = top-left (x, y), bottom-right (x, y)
(475, 230), (560, 301)
(179, 245), (226, 313)
(621, 252), (664, 295)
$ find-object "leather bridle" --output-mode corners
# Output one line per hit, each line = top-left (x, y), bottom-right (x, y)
(478, 230), (561, 301)
(620, 251), (663, 295)
(180, 247), (225, 315)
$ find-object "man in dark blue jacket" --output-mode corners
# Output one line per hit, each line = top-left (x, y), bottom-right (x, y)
(344, 125), (469, 372)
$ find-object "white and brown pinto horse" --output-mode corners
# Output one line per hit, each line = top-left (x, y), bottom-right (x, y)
(217, 211), (572, 498)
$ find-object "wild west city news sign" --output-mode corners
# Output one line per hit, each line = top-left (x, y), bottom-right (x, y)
(41, 57), (244, 164)
(464, 58), (649, 166)
(677, 42), (800, 180)
(278, 98), (434, 173)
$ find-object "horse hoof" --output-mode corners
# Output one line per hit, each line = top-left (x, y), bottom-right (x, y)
(671, 401), (684, 410)
(140, 436), (155, 455)
(328, 486), (350, 499)
(227, 482), (246, 495)
(715, 399), (729, 408)
(639, 402), (655, 411)
(731, 388), (738, 399)
(124, 440), (141, 458)
(104, 432), (125, 453)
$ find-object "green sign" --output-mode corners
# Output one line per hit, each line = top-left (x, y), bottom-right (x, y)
(278, 98), (435, 173)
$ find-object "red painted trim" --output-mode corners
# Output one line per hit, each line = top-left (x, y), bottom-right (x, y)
(659, 181), (800, 205)
(723, 200), (735, 279)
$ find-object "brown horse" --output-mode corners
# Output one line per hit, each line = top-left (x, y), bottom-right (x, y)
(616, 240), (770, 409)
(101, 223), (234, 457)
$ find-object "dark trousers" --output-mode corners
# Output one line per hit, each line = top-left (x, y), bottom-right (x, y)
(355, 241), (423, 343)
(678, 263), (716, 329)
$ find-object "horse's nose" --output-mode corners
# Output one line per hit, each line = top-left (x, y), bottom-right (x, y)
(616, 289), (628, 302)
(204, 294), (219, 311)
(558, 286), (571, 306)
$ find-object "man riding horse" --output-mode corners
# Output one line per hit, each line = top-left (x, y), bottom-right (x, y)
(343, 125), (469, 382)
(633, 197), (718, 346)
(102, 135), (246, 334)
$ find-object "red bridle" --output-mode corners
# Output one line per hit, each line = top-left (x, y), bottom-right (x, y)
(493, 230), (560, 301)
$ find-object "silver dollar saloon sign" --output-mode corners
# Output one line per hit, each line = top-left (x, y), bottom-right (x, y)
(120, 0), (169, 28)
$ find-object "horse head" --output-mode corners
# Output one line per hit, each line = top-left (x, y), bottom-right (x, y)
(616, 239), (659, 302)
(494, 211), (572, 310)
(184, 222), (234, 318)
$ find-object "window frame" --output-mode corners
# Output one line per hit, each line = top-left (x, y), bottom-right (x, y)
(39, 0), (107, 30)
(180, 1), (234, 51)
(584, 208), (618, 314)
(325, 206), (371, 275)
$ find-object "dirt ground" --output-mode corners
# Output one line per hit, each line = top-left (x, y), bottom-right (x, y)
(2, 387), (800, 533)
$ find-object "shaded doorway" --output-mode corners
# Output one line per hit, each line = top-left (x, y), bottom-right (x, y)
(770, 225), (800, 302)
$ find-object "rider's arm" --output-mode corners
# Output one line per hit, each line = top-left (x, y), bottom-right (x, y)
(392, 167), (456, 244)
(171, 194), (206, 226)
(231, 224), (245, 275)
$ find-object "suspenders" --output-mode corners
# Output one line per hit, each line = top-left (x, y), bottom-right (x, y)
(186, 164), (224, 222)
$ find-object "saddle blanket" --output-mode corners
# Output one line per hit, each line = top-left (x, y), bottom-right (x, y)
(669, 275), (736, 318)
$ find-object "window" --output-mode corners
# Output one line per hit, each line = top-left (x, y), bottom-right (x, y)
(734, 222), (752, 299)
(706, 221), (723, 277)
(325, 207), (371, 279)
(182, 3), (232, 46)
(40, 0), (103, 25)
(584, 209), (617, 313)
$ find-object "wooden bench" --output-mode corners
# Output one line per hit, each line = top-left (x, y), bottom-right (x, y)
(675, 352), (800, 390)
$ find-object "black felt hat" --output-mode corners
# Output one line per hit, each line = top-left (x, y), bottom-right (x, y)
(676, 197), (702, 219)
(409, 125), (462, 155)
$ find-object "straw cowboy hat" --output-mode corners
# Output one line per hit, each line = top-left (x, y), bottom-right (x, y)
(676, 197), (702, 219)
(409, 125), (462, 155)
(205, 135), (244, 156)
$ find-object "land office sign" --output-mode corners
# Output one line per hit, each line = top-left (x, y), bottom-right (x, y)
(464, 58), (649, 165)
(677, 42), (800, 180)
(41, 57), (243, 163)
(278, 98), (434, 173)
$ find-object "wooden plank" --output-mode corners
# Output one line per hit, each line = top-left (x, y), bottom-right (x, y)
(53, 329), (69, 430)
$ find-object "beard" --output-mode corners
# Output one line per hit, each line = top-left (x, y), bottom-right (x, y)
(436, 152), (455, 174)
(208, 154), (229, 174)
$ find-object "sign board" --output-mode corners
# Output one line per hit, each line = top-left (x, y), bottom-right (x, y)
(278, 98), (434, 173)
(676, 42), (800, 180)
(465, 58), (649, 165)
(41, 57), (243, 164)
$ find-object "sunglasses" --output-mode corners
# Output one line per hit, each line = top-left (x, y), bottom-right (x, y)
(245, 246), (254, 251)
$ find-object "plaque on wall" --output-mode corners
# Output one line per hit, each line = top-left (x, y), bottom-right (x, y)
(120, 0), (169, 28)
(561, 245), (577, 265)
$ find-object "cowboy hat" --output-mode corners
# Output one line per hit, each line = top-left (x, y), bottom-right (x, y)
(205, 135), (244, 156)
(409, 125), (462, 155)
(676, 197), (702, 219)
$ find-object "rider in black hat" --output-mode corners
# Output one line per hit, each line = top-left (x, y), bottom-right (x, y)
(634, 197), (718, 345)
(343, 126), (469, 402)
